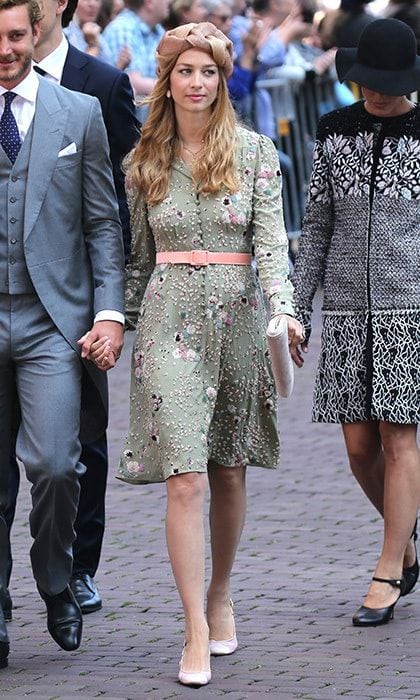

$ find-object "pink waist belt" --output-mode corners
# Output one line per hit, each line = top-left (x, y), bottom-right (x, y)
(156, 250), (252, 266)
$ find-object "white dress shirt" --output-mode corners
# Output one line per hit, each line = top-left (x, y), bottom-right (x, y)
(0, 69), (38, 141)
(33, 36), (69, 83)
(0, 62), (124, 327)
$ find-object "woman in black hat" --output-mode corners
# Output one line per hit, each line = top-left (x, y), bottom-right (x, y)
(291, 18), (419, 627)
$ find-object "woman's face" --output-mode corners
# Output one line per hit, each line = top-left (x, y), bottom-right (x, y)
(170, 48), (220, 119)
(76, 0), (102, 24)
(361, 87), (411, 118)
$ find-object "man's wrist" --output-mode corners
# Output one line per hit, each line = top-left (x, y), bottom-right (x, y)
(94, 310), (125, 325)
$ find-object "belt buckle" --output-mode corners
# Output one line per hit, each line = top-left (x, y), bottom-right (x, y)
(190, 250), (209, 266)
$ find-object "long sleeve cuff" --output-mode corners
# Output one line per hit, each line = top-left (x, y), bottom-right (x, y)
(94, 309), (125, 325)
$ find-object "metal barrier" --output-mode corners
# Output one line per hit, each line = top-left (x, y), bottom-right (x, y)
(255, 71), (338, 243)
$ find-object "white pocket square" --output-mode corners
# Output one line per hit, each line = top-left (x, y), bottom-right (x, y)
(58, 142), (77, 157)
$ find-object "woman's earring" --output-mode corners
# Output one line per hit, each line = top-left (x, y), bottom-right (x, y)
(166, 90), (171, 99)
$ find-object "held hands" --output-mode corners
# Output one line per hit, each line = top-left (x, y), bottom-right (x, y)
(276, 314), (307, 368)
(78, 321), (124, 371)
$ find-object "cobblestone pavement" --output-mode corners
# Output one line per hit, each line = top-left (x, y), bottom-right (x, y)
(1, 295), (419, 700)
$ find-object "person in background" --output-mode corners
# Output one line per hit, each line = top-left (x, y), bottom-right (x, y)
(202, 0), (270, 104)
(383, 0), (420, 54)
(318, 0), (374, 50)
(116, 20), (303, 688)
(97, 0), (124, 29)
(164, 0), (208, 29)
(64, 0), (110, 57)
(292, 18), (419, 627)
(236, 0), (312, 137)
(102, 0), (170, 109)
(2, 0), (138, 625)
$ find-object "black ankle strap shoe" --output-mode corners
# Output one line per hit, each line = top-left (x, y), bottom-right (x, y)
(352, 577), (404, 627)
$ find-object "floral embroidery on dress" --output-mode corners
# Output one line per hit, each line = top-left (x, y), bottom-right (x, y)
(118, 127), (295, 484)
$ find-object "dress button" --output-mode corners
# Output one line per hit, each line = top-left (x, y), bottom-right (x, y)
(10, 258), (16, 265)
(10, 218), (17, 224)
(9, 196), (16, 203)
(10, 238), (17, 244)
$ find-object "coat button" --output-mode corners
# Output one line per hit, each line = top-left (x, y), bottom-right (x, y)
(10, 238), (17, 244)
(10, 258), (16, 265)
(10, 218), (17, 224)
(9, 196), (16, 203)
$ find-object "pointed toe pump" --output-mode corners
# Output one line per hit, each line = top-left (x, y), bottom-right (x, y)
(178, 645), (211, 687)
(352, 576), (405, 627)
(209, 600), (238, 656)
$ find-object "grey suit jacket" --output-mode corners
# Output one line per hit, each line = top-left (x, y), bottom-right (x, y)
(23, 77), (125, 440)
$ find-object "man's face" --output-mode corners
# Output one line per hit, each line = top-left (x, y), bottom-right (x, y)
(0, 5), (40, 89)
(150, 0), (170, 24)
(37, 0), (64, 47)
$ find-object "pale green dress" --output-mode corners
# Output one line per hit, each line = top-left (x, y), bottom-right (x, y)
(118, 127), (295, 484)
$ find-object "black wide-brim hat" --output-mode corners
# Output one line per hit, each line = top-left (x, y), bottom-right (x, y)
(336, 18), (420, 96)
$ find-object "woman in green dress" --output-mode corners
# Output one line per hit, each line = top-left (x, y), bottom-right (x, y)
(116, 22), (303, 687)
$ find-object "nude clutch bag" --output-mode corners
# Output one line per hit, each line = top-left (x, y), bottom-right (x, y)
(266, 315), (294, 398)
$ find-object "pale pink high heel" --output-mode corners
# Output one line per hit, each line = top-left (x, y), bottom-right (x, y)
(209, 600), (238, 656)
(178, 644), (211, 687)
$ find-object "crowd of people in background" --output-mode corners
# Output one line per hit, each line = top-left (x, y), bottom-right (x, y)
(62, 0), (420, 140)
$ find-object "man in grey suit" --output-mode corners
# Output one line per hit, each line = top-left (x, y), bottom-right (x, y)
(0, 0), (124, 668)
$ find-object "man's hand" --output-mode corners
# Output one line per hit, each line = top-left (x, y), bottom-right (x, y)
(78, 321), (124, 371)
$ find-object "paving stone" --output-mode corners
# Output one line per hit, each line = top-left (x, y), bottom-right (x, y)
(1, 293), (419, 699)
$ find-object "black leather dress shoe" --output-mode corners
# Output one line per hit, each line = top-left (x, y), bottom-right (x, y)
(70, 574), (102, 614)
(1, 589), (12, 622)
(0, 606), (9, 669)
(39, 585), (82, 651)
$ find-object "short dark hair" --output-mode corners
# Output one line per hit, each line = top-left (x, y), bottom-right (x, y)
(124, 0), (144, 12)
(0, 0), (42, 27)
(62, 0), (77, 27)
(252, 0), (269, 13)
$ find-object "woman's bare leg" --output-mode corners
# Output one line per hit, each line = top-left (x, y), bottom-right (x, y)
(165, 472), (209, 672)
(344, 421), (419, 608)
(342, 421), (417, 569)
(206, 462), (246, 640)
(364, 422), (419, 607)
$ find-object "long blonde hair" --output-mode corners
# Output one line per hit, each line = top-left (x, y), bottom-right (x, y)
(129, 55), (239, 205)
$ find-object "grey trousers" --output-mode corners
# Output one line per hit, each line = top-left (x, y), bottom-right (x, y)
(0, 294), (85, 596)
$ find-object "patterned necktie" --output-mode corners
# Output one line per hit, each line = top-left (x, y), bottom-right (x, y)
(0, 92), (21, 164)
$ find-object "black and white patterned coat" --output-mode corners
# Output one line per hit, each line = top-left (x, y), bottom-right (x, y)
(293, 101), (420, 424)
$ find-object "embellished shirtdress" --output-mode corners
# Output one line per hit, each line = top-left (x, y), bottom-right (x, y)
(118, 127), (295, 484)
(293, 102), (420, 425)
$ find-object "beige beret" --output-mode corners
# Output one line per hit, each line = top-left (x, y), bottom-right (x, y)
(156, 22), (234, 78)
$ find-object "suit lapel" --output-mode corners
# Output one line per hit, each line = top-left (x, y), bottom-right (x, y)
(24, 79), (70, 239)
(61, 44), (89, 92)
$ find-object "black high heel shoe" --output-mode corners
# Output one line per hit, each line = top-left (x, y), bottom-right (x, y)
(401, 519), (418, 597)
(352, 576), (405, 627)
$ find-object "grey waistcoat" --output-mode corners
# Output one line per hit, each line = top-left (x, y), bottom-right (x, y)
(0, 122), (35, 295)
